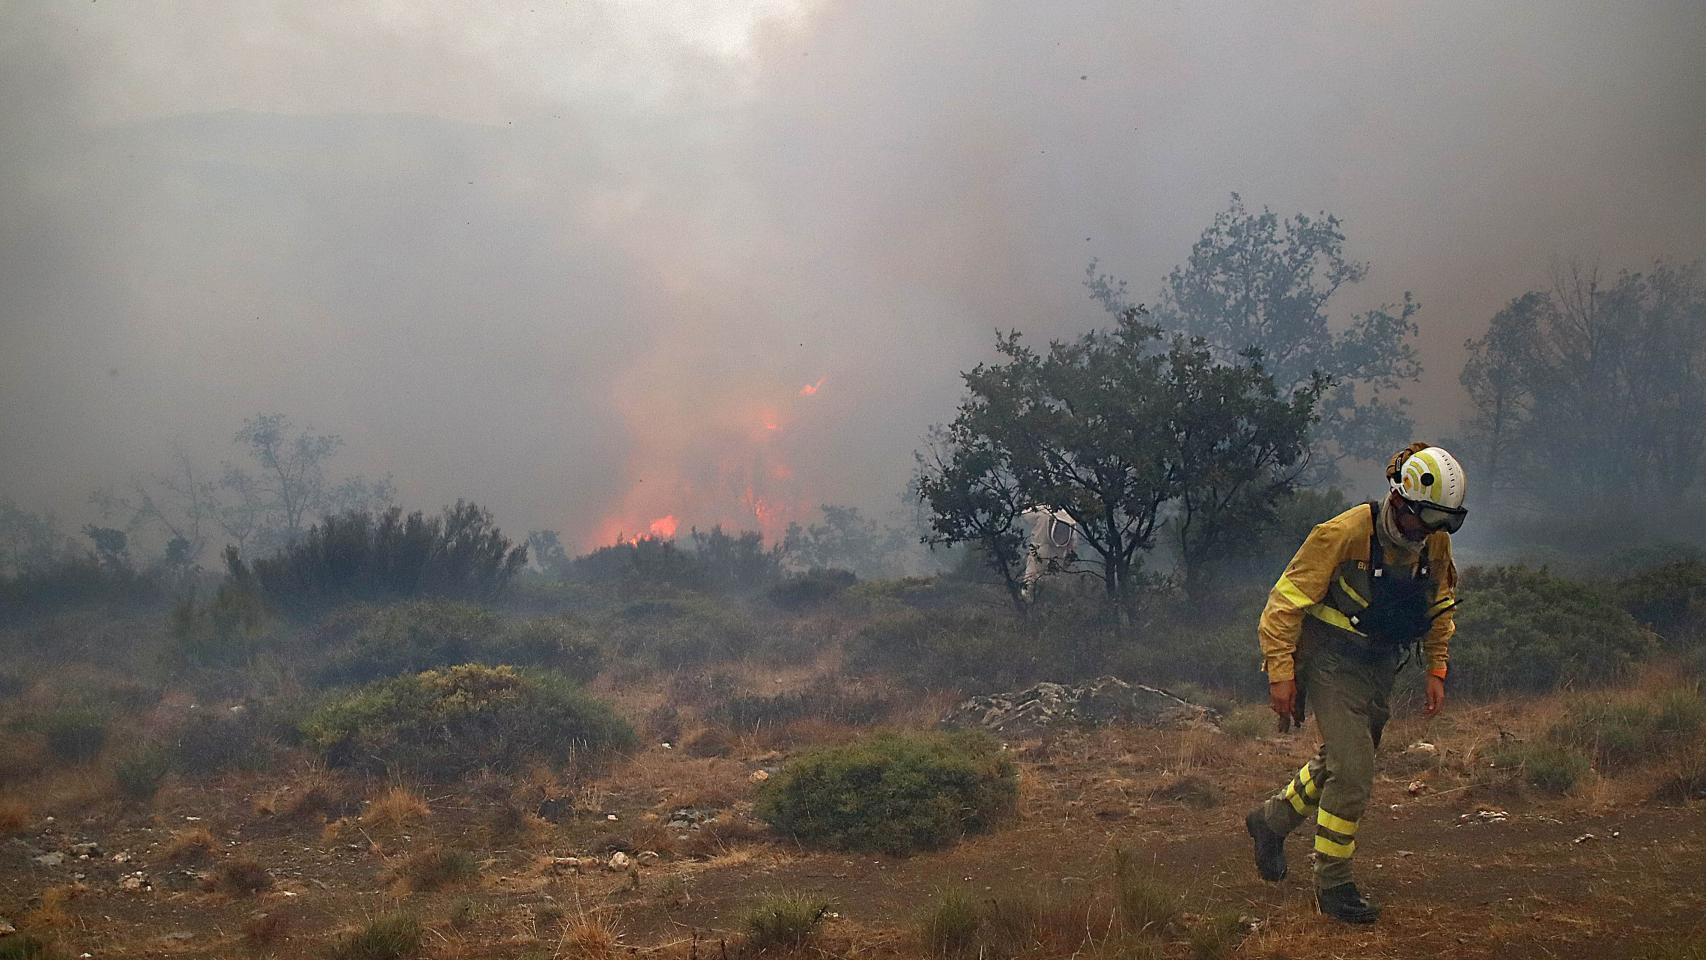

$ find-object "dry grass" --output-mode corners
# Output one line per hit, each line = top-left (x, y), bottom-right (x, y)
(386, 845), (479, 894)
(162, 826), (217, 863)
(0, 733), (49, 784)
(22, 884), (80, 930)
(559, 903), (624, 960)
(361, 786), (431, 831)
(0, 798), (30, 834)
(241, 910), (290, 947)
(207, 857), (274, 897)
(657, 757), (747, 810)
(256, 765), (350, 821)
(326, 913), (423, 960)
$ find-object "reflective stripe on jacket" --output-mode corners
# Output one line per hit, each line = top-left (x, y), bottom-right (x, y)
(1258, 504), (1457, 682)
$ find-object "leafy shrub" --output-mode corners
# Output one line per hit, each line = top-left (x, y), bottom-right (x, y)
(168, 582), (272, 666)
(756, 730), (1017, 854)
(1617, 559), (1706, 645)
(313, 601), (500, 685)
(767, 568), (858, 610)
(605, 597), (763, 669)
(326, 913), (422, 960)
(301, 664), (635, 778)
(174, 710), (271, 775)
(1486, 741), (1591, 794)
(1448, 566), (1656, 697)
(1548, 688), (1706, 772)
(231, 501), (527, 617)
(38, 706), (108, 762)
(0, 555), (161, 625)
(846, 608), (1044, 690)
(313, 603), (602, 686)
(489, 617), (603, 682)
(569, 536), (708, 592)
(115, 746), (171, 801)
(742, 891), (832, 951)
(689, 526), (786, 594)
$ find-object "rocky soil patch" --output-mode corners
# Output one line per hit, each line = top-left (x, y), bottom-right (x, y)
(940, 676), (1215, 735)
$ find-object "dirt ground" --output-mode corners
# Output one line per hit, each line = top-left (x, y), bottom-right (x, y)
(2, 694), (1703, 960)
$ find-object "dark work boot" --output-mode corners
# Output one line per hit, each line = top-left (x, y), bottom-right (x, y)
(1244, 809), (1287, 881)
(1315, 883), (1380, 923)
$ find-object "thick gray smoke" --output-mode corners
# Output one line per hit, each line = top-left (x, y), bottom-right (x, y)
(3, 1), (1703, 550)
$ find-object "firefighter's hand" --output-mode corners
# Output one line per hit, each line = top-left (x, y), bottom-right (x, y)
(1424, 675), (1446, 717)
(1269, 679), (1297, 722)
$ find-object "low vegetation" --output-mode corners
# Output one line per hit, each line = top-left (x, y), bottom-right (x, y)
(301, 664), (635, 778)
(1449, 566), (1656, 697)
(387, 846), (479, 893)
(325, 913), (423, 960)
(742, 891), (833, 951)
(756, 730), (1017, 854)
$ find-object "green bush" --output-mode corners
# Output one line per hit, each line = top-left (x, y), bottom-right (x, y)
(0, 555), (162, 625)
(756, 730), (1017, 854)
(301, 664), (635, 779)
(312, 602), (503, 686)
(846, 608), (1042, 690)
(115, 746), (171, 801)
(1548, 688), (1706, 772)
(1448, 566), (1656, 697)
(233, 501), (527, 616)
(169, 583), (271, 667)
(38, 706), (108, 762)
(488, 617), (603, 682)
(326, 913), (422, 960)
(767, 568), (858, 610)
(1616, 559), (1706, 645)
(1487, 740), (1592, 794)
(311, 604), (603, 687)
(605, 597), (763, 669)
(741, 891), (832, 951)
(174, 709), (273, 775)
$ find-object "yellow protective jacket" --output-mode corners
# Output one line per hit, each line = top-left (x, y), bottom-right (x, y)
(1259, 503), (1457, 682)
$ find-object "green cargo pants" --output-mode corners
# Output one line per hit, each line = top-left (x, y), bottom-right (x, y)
(1259, 638), (1399, 889)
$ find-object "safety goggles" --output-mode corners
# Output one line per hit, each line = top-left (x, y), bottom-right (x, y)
(1402, 498), (1467, 534)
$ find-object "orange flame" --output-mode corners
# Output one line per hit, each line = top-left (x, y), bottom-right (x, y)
(585, 374), (828, 550)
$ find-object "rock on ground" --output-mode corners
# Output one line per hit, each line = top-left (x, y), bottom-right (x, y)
(941, 676), (1215, 736)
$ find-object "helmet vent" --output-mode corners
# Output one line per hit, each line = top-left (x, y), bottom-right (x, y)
(1420, 472), (1434, 486)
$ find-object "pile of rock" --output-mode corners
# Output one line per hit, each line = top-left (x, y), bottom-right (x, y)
(941, 676), (1214, 736)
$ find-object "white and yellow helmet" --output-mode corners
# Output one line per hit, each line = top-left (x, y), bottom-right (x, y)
(1389, 445), (1468, 532)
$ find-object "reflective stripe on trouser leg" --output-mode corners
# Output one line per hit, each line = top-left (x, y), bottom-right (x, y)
(1303, 640), (1395, 890)
(1314, 807), (1358, 864)
(1260, 750), (1327, 835)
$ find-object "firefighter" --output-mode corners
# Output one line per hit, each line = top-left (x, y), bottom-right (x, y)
(1243, 443), (1466, 923)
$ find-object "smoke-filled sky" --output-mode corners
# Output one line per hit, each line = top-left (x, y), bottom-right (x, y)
(3, 1), (1703, 551)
